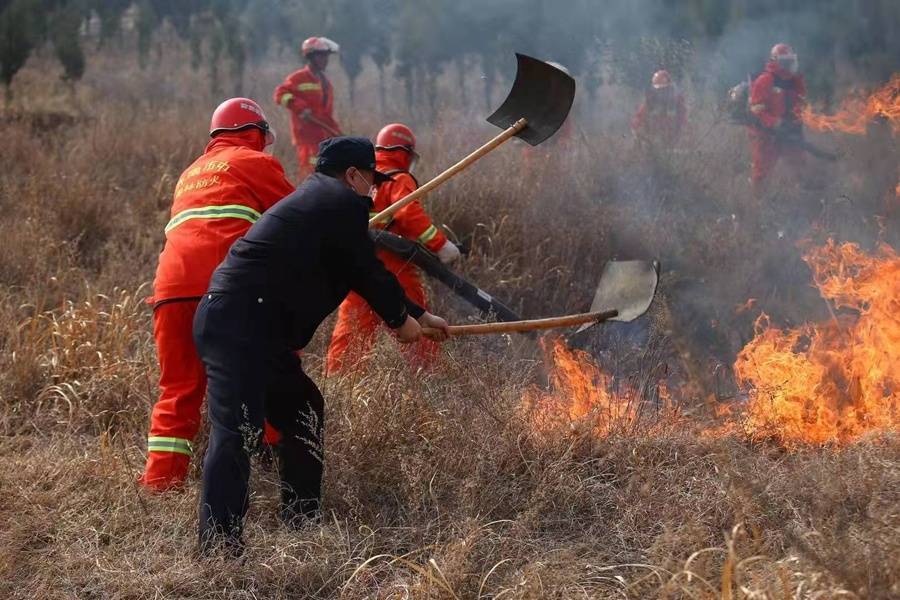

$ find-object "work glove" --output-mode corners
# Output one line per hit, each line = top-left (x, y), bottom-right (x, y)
(435, 240), (461, 265)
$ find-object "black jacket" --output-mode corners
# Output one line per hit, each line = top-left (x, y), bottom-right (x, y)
(208, 173), (424, 350)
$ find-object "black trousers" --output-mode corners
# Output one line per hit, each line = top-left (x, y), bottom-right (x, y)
(193, 292), (324, 551)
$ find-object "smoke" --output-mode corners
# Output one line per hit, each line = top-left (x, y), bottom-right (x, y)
(40, 0), (897, 397)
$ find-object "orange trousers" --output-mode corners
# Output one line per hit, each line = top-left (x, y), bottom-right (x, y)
(326, 264), (438, 374)
(749, 130), (804, 195)
(140, 299), (280, 491)
(295, 142), (320, 182)
(140, 299), (206, 491)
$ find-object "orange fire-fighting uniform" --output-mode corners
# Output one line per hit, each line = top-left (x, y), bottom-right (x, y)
(325, 149), (447, 374)
(748, 60), (807, 190)
(140, 129), (294, 491)
(631, 90), (687, 147)
(273, 66), (341, 181)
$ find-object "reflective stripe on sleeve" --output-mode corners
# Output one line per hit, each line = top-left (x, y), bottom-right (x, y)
(417, 225), (439, 244)
(297, 83), (322, 92)
(279, 93), (294, 107)
(147, 436), (193, 456)
(165, 204), (261, 233)
(749, 103), (766, 114)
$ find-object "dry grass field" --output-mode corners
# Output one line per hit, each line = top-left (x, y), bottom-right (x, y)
(0, 45), (897, 598)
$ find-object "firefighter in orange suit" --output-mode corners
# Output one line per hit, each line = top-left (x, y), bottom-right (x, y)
(273, 36), (342, 182)
(747, 43), (807, 195)
(325, 124), (461, 374)
(631, 70), (687, 147)
(140, 98), (295, 491)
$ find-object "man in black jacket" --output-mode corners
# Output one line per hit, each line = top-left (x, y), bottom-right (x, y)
(193, 136), (449, 553)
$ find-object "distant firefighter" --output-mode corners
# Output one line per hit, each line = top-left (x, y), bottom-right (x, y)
(631, 70), (687, 148)
(747, 43), (807, 194)
(326, 124), (461, 374)
(140, 98), (294, 492)
(274, 36), (342, 182)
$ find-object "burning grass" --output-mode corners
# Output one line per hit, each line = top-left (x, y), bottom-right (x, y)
(802, 74), (900, 136)
(0, 50), (898, 597)
(735, 241), (900, 446)
(2, 368), (898, 598)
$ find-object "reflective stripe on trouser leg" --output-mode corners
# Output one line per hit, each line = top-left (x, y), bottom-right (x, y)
(148, 436), (193, 456)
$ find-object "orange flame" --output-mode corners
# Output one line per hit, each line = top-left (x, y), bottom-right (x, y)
(801, 74), (900, 136)
(734, 240), (900, 445)
(527, 339), (673, 436)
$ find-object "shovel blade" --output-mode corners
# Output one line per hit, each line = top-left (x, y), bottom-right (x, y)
(577, 260), (659, 333)
(486, 53), (576, 146)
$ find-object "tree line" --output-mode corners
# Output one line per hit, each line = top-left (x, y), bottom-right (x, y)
(1, 0), (898, 107)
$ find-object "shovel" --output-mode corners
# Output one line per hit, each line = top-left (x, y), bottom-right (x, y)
(369, 54), (575, 227)
(423, 260), (659, 339)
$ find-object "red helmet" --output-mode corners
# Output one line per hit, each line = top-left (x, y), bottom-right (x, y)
(375, 123), (416, 152)
(302, 36), (340, 57)
(209, 97), (274, 145)
(651, 70), (673, 89)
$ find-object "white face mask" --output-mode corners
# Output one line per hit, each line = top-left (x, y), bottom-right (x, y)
(779, 57), (799, 74)
(349, 169), (375, 198)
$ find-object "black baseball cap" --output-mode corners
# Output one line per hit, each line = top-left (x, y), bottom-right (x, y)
(315, 136), (393, 183)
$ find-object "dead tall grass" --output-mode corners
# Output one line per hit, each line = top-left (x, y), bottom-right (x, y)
(0, 48), (897, 598)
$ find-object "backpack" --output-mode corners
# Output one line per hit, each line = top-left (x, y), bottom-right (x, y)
(726, 76), (753, 124)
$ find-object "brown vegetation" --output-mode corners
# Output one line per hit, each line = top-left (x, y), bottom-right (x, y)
(0, 49), (897, 598)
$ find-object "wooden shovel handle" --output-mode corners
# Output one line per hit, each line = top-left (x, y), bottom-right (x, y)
(307, 114), (341, 137)
(369, 118), (528, 227)
(422, 309), (619, 339)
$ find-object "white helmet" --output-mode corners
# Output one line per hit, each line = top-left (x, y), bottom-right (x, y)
(302, 36), (340, 57)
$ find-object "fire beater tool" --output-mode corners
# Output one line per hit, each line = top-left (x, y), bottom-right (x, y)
(306, 113), (342, 138)
(735, 116), (839, 161)
(372, 230), (523, 322)
(421, 259), (659, 339)
(369, 54), (575, 227)
(766, 126), (838, 161)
